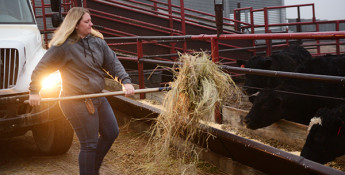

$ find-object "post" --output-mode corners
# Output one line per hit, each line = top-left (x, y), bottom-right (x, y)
(180, 0), (187, 52)
(316, 23), (320, 55)
(250, 7), (256, 56)
(296, 6), (302, 44)
(211, 38), (221, 124)
(296, 6), (301, 33)
(168, 0), (173, 30)
(235, 3), (241, 31)
(336, 21), (340, 55)
(40, 0), (48, 48)
(263, 7), (271, 56)
(168, 0), (176, 59)
(214, 0), (224, 36)
(137, 40), (145, 99)
(211, 38), (219, 62)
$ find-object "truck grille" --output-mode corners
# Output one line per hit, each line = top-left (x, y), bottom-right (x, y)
(0, 48), (19, 89)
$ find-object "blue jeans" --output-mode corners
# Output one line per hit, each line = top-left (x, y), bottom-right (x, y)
(59, 97), (119, 175)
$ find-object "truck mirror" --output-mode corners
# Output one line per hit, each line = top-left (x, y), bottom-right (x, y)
(52, 13), (64, 27)
(50, 0), (61, 12)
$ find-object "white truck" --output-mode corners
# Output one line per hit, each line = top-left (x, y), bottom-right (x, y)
(0, 0), (73, 155)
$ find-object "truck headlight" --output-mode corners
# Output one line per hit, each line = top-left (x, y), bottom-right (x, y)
(41, 71), (62, 91)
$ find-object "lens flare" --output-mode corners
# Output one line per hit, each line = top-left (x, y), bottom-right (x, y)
(41, 71), (62, 90)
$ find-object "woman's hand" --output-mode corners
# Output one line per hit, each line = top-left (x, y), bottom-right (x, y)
(122, 83), (135, 97)
(29, 94), (41, 106)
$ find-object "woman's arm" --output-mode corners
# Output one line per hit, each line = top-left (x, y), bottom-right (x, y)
(29, 46), (68, 105)
(101, 39), (131, 85)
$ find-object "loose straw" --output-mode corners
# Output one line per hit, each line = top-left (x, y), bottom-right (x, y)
(142, 52), (241, 174)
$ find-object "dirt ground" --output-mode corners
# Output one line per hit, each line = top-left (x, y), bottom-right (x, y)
(0, 126), (226, 175)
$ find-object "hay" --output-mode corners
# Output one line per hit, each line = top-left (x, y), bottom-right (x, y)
(143, 52), (240, 174)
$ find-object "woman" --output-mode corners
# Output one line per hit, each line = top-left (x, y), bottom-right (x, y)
(29, 7), (135, 175)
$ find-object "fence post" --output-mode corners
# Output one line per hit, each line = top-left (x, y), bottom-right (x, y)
(233, 9), (238, 32)
(263, 7), (271, 56)
(211, 38), (222, 124)
(316, 23), (320, 55)
(236, 3), (241, 31)
(168, 0), (176, 60)
(168, 0), (173, 30)
(40, 0), (49, 48)
(214, 0), (224, 36)
(137, 40), (145, 99)
(211, 38), (219, 62)
(336, 21), (340, 55)
(180, 0), (187, 51)
(250, 7), (256, 56)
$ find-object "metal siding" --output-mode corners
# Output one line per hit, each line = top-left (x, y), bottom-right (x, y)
(36, 0), (289, 33)
(134, 0), (285, 27)
(170, 0), (215, 15)
(288, 19), (345, 32)
(227, 0), (285, 33)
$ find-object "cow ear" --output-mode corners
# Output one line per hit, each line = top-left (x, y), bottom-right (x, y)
(236, 59), (247, 67)
(263, 57), (272, 68)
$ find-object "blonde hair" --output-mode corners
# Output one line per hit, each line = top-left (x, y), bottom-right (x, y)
(48, 7), (103, 47)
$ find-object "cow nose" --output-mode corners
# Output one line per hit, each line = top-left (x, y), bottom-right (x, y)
(248, 96), (256, 103)
(243, 117), (257, 129)
(243, 117), (251, 125)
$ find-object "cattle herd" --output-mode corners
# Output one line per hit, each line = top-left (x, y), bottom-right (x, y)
(237, 44), (345, 164)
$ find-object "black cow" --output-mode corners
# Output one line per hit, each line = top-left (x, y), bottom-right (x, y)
(238, 44), (312, 102)
(244, 54), (345, 130)
(280, 44), (313, 64)
(301, 104), (345, 164)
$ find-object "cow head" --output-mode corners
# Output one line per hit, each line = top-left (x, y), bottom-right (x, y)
(244, 89), (284, 129)
(241, 56), (273, 102)
(301, 107), (345, 164)
(236, 59), (247, 67)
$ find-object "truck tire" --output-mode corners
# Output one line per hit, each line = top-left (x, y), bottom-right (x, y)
(32, 117), (74, 155)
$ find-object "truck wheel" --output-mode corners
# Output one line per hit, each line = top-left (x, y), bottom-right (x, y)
(32, 117), (74, 155)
